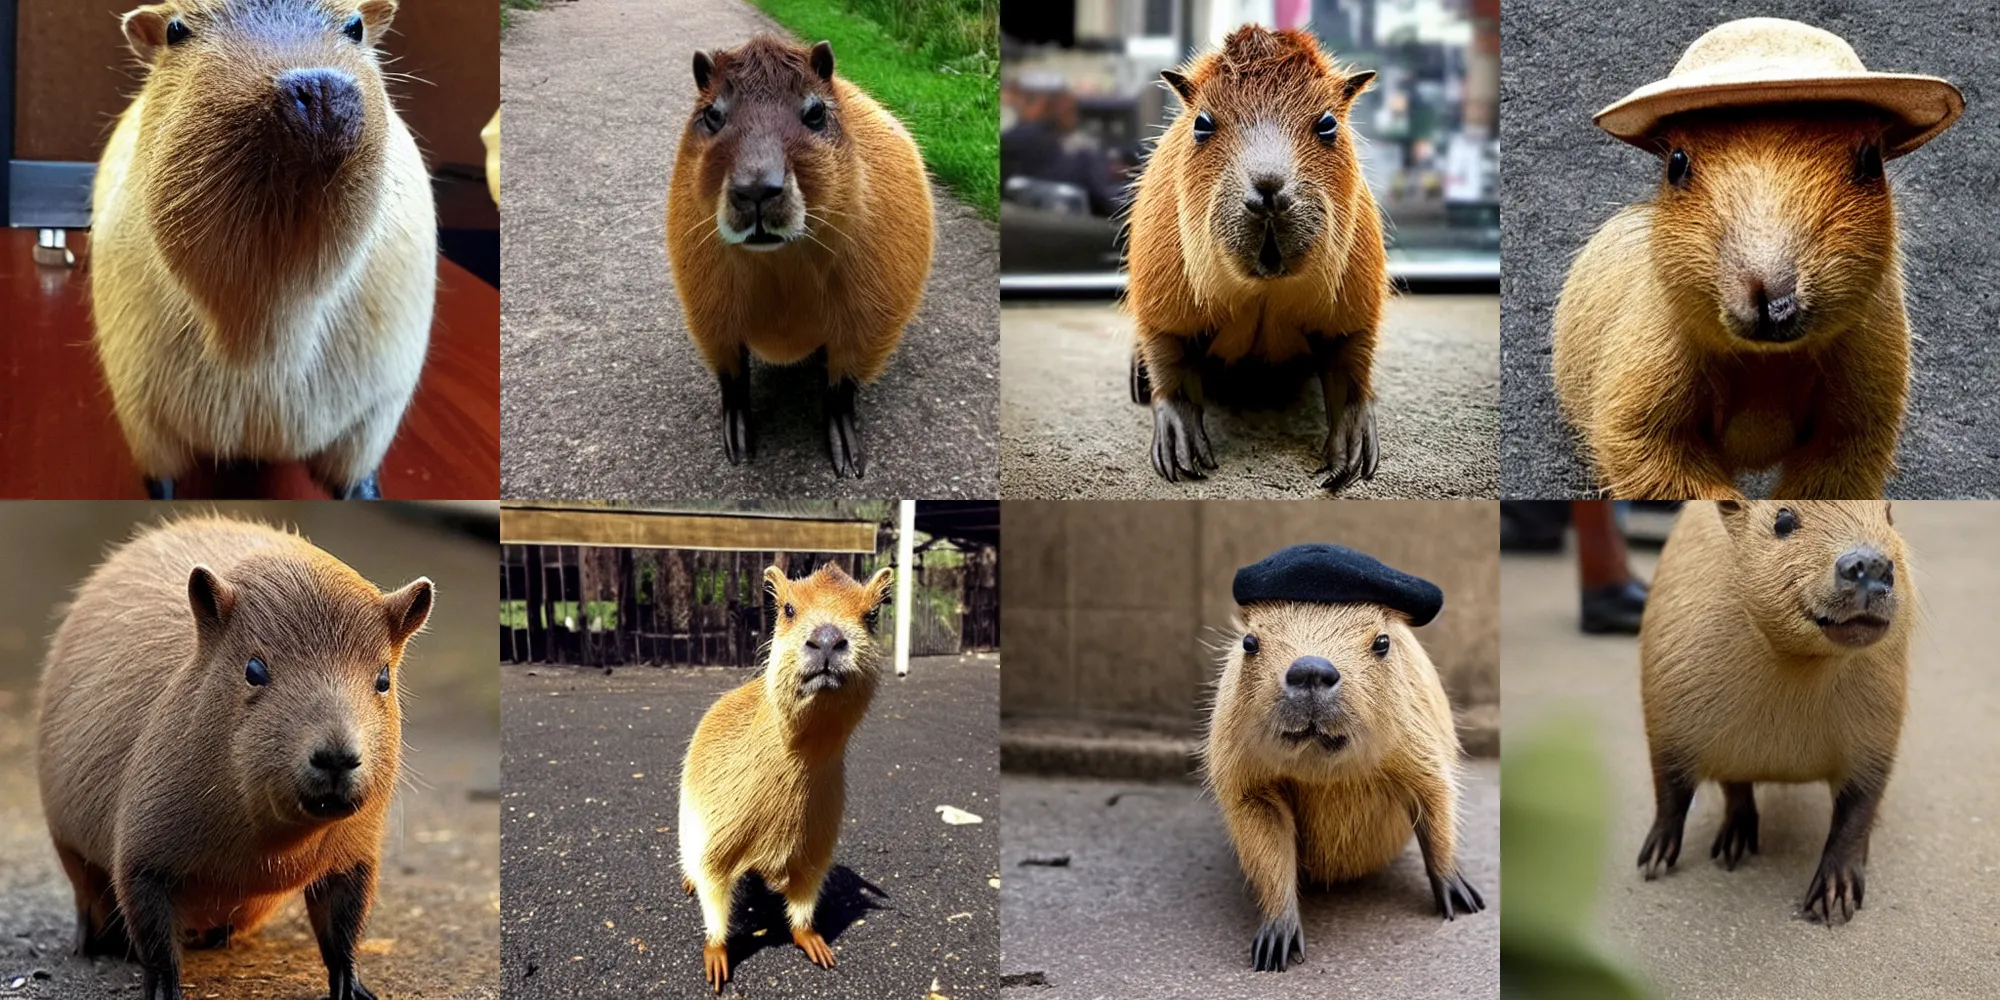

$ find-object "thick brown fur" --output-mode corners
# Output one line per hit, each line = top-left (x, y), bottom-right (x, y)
(1553, 105), (1910, 499)
(1639, 500), (1910, 922)
(666, 36), (933, 387)
(1125, 25), (1387, 489)
(1203, 600), (1477, 971)
(677, 562), (894, 992)
(91, 0), (436, 495)
(36, 516), (433, 999)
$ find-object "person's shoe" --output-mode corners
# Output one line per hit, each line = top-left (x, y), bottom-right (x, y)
(1581, 579), (1649, 635)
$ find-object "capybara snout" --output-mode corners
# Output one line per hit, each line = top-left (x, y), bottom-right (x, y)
(274, 67), (365, 160)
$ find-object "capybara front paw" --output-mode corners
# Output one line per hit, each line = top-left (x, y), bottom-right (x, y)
(1803, 855), (1866, 924)
(1711, 787), (1759, 871)
(1150, 397), (1215, 481)
(722, 399), (752, 465)
(1129, 353), (1152, 404)
(1429, 868), (1485, 920)
(142, 969), (184, 1000)
(703, 942), (731, 992)
(792, 927), (837, 969)
(1250, 912), (1304, 972)
(1637, 818), (1684, 879)
(825, 378), (866, 477)
(325, 964), (376, 1000)
(1318, 399), (1378, 493)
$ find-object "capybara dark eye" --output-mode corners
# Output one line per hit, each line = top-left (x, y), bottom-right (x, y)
(1314, 111), (1338, 143)
(1242, 633), (1259, 655)
(701, 105), (726, 132)
(1854, 143), (1884, 184)
(1372, 633), (1390, 657)
(166, 19), (191, 45)
(784, 602), (796, 619)
(1193, 110), (1215, 143)
(245, 656), (270, 686)
(375, 664), (391, 694)
(1775, 507), (1799, 537)
(802, 99), (827, 132)
(343, 13), (364, 43)
(1667, 149), (1691, 188)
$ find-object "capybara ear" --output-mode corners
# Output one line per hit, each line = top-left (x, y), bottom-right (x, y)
(121, 5), (176, 63)
(357, 0), (397, 38)
(1160, 69), (1197, 104)
(1340, 70), (1377, 104)
(764, 565), (789, 604)
(864, 566), (894, 609)
(693, 50), (715, 90)
(1884, 501), (1894, 526)
(809, 41), (835, 82)
(384, 577), (434, 645)
(187, 565), (236, 639)
(1714, 499), (1747, 534)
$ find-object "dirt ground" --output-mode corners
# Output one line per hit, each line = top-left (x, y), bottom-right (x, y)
(499, 0), (999, 500)
(999, 297), (1499, 498)
(500, 654), (999, 999)
(0, 503), (500, 1000)
(1503, 501), (2000, 997)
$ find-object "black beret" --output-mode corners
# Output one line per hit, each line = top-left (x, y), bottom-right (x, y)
(1232, 543), (1443, 626)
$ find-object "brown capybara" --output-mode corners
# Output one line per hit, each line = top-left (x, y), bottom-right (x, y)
(36, 516), (434, 1000)
(1638, 500), (1910, 923)
(91, 0), (436, 500)
(666, 36), (934, 478)
(1553, 106), (1920, 499)
(1204, 545), (1478, 972)
(678, 562), (894, 991)
(1124, 25), (1387, 491)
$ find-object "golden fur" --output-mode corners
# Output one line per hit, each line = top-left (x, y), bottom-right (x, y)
(1203, 600), (1474, 969)
(36, 515), (433, 994)
(91, 0), (436, 494)
(666, 36), (933, 386)
(1553, 107), (1910, 499)
(1639, 500), (1910, 921)
(677, 562), (894, 992)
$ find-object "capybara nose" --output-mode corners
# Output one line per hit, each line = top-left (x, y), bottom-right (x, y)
(1284, 655), (1340, 693)
(308, 744), (362, 775)
(729, 179), (785, 213)
(1836, 546), (1894, 593)
(804, 623), (848, 662)
(1752, 275), (1801, 341)
(1243, 175), (1292, 217)
(274, 68), (363, 155)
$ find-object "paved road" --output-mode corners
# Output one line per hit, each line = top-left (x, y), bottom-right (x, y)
(500, 654), (999, 999)
(1000, 297), (1500, 498)
(1501, 2), (2000, 498)
(500, 0), (999, 500)
(1502, 502), (2000, 997)
(1000, 764), (1499, 998)
(0, 504), (500, 999)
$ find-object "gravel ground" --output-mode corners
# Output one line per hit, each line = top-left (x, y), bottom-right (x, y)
(500, 654), (1000, 999)
(999, 296), (1500, 498)
(0, 504), (500, 1000)
(1503, 502), (2000, 997)
(1500, 2), (2000, 498)
(1000, 765), (1499, 998)
(499, 0), (999, 500)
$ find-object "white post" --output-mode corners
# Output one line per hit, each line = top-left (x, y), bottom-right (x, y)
(895, 499), (916, 677)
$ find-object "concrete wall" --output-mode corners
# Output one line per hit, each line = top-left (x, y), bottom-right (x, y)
(1003, 500), (1499, 737)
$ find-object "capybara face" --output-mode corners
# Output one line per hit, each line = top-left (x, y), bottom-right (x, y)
(685, 37), (851, 252)
(763, 563), (893, 701)
(1649, 105), (1899, 351)
(188, 551), (432, 825)
(1162, 26), (1373, 281)
(1224, 601), (1413, 776)
(1713, 500), (1906, 653)
(120, 0), (397, 267)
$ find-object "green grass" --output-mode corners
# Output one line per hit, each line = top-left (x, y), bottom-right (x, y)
(749, 0), (999, 219)
(500, 0), (540, 32)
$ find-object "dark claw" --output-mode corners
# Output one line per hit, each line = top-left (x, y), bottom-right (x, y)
(1129, 353), (1152, 404)
(1711, 784), (1759, 871)
(1803, 856), (1865, 925)
(1637, 819), (1684, 880)
(145, 477), (175, 500)
(143, 970), (184, 1000)
(1150, 397), (1214, 482)
(1319, 399), (1377, 493)
(337, 472), (382, 500)
(1428, 869), (1486, 920)
(1250, 911), (1304, 972)
(327, 964), (377, 1000)
(719, 364), (753, 466)
(826, 378), (866, 478)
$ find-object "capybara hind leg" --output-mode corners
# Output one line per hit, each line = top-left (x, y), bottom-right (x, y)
(305, 862), (379, 1000)
(823, 377), (866, 478)
(307, 412), (401, 500)
(57, 844), (126, 957)
(1711, 781), (1759, 870)
(782, 864), (835, 969)
(1637, 757), (1696, 879)
(119, 868), (185, 1000)
(1129, 350), (1152, 404)
(1219, 792), (1304, 971)
(1804, 775), (1884, 924)
(1313, 334), (1377, 494)
(691, 869), (734, 991)
(1139, 332), (1214, 482)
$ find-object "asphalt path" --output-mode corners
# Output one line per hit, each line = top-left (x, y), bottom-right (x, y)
(499, 0), (999, 500)
(1500, 1), (2000, 498)
(499, 654), (1000, 999)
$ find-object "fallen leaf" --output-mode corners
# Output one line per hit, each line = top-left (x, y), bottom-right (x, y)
(936, 805), (983, 825)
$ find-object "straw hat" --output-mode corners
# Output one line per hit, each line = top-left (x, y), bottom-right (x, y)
(1594, 17), (1963, 159)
